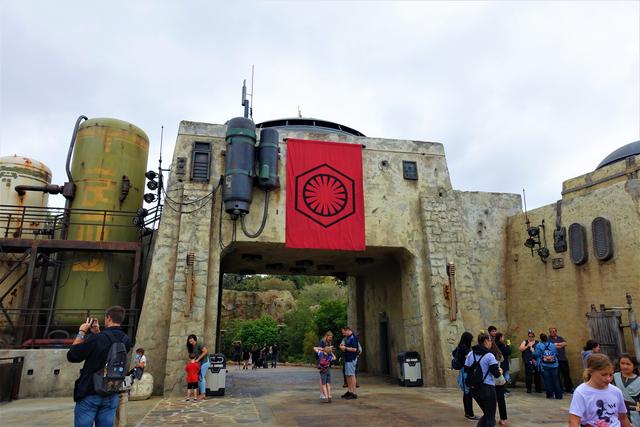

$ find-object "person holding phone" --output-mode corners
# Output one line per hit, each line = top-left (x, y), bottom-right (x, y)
(67, 306), (131, 427)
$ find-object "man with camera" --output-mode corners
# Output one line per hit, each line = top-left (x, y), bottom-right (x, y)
(67, 305), (131, 427)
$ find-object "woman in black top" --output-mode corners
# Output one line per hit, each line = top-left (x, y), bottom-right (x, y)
(454, 331), (477, 421)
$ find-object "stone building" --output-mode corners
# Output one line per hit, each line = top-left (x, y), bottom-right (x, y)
(135, 118), (523, 395)
(506, 140), (640, 381)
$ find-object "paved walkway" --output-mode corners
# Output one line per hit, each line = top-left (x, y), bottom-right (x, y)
(1, 366), (570, 426)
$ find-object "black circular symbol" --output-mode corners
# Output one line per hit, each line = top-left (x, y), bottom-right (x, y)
(302, 174), (348, 217)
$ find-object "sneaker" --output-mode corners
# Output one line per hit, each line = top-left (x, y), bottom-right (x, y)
(327, 397), (332, 403)
(465, 415), (480, 421)
(345, 393), (357, 400)
(341, 391), (353, 398)
(320, 394), (326, 400)
(342, 384), (348, 388)
(185, 398), (190, 401)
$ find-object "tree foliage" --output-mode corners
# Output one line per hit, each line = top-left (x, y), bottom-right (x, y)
(236, 316), (280, 347)
(313, 299), (348, 343)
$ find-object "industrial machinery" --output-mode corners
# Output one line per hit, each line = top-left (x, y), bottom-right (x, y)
(0, 156), (52, 328)
(54, 118), (149, 323)
(0, 116), (155, 346)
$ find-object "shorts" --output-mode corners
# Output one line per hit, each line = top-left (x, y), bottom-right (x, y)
(320, 369), (331, 385)
(345, 361), (357, 376)
(187, 382), (198, 390)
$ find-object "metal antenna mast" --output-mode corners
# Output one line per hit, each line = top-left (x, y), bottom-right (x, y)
(250, 65), (254, 119)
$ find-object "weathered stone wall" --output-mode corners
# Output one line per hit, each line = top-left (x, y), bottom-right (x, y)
(136, 120), (523, 393)
(506, 155), (640, 383)
(221, 290), (295, 322)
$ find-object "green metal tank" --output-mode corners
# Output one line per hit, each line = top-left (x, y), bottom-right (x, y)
(55, 118), (149, 324)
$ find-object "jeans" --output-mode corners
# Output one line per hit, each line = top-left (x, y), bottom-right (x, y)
(271, 354), (277, 368)
(472, 383), (496, 427)
(541, 367), (562, 399)
(199, 360), (210, 395)
(557, 360), (574, 392)
(74, 394), (119, 427)
(525, 366), (542, 392)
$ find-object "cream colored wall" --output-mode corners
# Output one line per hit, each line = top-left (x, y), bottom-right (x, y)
(506, 155), (640, 383)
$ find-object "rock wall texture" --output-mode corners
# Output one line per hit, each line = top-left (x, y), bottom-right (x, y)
(134, 119), (529, 394)
(221, 290), (295, 322)
(506, 155), (640, 384)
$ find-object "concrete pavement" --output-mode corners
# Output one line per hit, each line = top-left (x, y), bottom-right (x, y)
(0, 366), (569, 426)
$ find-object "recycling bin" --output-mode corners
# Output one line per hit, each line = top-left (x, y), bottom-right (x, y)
(397, 351), (423, 387)
(205, 353), (226, 396)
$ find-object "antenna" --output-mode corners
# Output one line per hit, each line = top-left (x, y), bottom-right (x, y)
(298, 106), (302, 118)
(250, 65), (254, 119)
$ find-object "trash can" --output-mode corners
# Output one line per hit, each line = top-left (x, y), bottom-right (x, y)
(205, 353), (226, 396)
(397, 351), (423, 387)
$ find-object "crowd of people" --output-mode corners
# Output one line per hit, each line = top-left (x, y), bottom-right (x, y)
(453, 325), (640, 427)
(62, 305), (637, 426)
(230, 342), (279, 370)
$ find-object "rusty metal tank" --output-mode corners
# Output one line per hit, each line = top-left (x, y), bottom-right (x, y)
(54, 118), (149, 323)
(0, 155), (52, 328)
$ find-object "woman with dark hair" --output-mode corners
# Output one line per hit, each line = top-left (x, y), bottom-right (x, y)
(464, 333), (503, 426)
(454, 331), (478, 421)
(519, 329), (542, 393)
(186, 334), (209, 400)
(581, 339), (601, 369)
(534, 333), (562, 400)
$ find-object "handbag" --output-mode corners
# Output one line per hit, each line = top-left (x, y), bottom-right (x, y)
(495, 374), (506, 386)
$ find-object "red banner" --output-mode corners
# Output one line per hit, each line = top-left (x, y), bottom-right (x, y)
(286, 139), (365, 251)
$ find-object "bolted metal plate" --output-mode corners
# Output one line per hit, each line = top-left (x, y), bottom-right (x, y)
(592, 216), (614, 261)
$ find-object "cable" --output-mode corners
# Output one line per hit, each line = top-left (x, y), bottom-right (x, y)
(240, 191), (270, 238)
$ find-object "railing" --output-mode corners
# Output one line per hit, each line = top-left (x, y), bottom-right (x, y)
(0, 308), (141, 349)
(0, 204), (162, 240)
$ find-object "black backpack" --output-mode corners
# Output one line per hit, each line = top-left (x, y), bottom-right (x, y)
(451, 348), (465, 370)
(464, 353), (489, 390)
(92, 331), (128, 396)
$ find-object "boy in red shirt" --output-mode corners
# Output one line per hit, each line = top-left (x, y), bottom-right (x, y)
(185, 358), (200, 401)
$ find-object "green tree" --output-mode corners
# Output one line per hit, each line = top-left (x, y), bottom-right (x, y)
(313, 299), (348, 343)
(303, 330), (319, 362)
(236, 316), (279, 347)
(298, 281), (347, 309)
(281, 306), (314, 358)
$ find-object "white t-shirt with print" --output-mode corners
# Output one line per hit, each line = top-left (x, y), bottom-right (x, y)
(569, 383), (627, 426)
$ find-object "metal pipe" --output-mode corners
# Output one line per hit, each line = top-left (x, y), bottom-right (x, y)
(66, 115), (88, 183)
(14, 184), (62, 196)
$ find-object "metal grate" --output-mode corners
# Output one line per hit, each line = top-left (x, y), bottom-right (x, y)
(569, 223), (588, 265)
(191, 142), (211, 181)
(592, 217), (614, 261)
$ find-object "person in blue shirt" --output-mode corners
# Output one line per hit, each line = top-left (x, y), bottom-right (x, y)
(339, 326), (360, 400)
(464, 333), (502, 426)
(534, 333), (563, 400)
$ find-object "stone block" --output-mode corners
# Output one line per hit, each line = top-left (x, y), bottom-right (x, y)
(129, 372), (154, 401)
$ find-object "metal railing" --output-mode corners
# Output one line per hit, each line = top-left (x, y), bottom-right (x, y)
(0, 204), (162, 240)
(0, 308), (141, 349)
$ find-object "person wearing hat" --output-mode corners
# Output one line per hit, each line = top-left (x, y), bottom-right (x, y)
(519, 329), (542, 393)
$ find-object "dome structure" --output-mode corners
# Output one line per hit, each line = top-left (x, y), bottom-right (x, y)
(256, 117), (365, 137)
(596, 140), (640, 169)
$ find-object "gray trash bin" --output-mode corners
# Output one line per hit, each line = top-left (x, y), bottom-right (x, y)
(205, 353), (226, 396)
(397, 351), (423, 386)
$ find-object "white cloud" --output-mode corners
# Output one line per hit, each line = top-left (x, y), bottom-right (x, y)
(1, 0), (638, 210)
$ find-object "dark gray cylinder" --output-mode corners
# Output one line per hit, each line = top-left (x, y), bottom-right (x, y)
(257, 128), (280, 191)
(223, 117), (256, 215)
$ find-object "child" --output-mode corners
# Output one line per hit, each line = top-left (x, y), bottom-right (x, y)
(612, 354), (640, 427)
(569, 353), (632, 427)
(185, 358), (200, 402)
(313, 345), (335, 403)
(127, 348), (146, 382)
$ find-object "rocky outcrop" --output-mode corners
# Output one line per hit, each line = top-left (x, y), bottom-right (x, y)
(221, 290), (295, 323)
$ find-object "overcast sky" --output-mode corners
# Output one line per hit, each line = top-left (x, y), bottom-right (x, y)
(1, 1), (638, 210)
